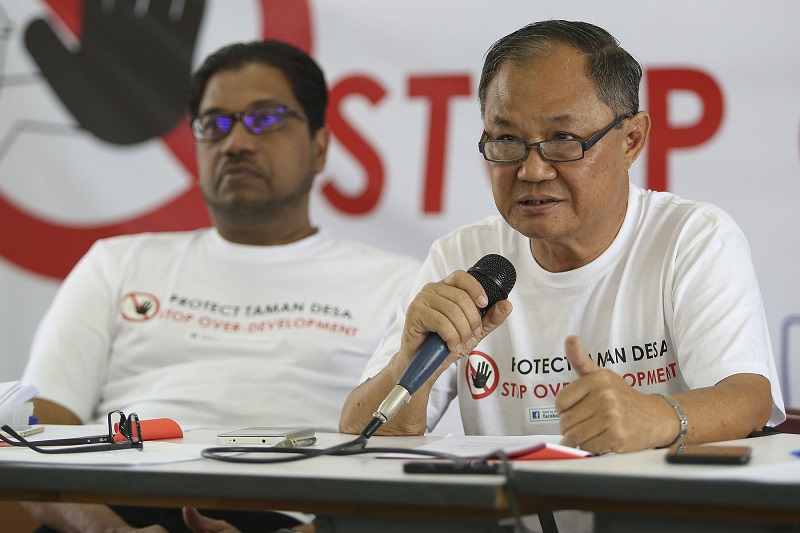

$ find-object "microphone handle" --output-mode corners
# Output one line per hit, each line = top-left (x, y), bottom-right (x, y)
(363, 334), (449, 438)
(396, 333), (450, 395)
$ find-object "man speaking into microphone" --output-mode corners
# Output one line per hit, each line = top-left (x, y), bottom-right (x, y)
(340, 18), (784, 460)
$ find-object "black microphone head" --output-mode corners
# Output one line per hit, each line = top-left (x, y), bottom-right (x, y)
(467, 254), (516, 312)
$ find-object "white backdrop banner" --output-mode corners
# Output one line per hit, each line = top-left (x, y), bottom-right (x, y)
(1, 0), (799, 405)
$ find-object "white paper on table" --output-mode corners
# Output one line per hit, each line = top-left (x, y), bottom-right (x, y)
(0, 441), (208, 466)
(382, 434), (588, 459)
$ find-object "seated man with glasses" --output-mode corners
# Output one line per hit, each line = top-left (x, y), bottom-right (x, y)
(19, 39), (419, 533)
(341, 19), (785, 531)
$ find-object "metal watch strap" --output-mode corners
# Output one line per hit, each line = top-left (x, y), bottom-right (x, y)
(656, 392), (687, 450)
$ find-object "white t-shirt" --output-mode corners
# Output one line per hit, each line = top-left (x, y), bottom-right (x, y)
(23, 228), (419, 431)
(362, 184), (785, 434)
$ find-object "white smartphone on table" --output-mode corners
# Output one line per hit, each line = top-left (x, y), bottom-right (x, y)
(216, 426), (316, 447)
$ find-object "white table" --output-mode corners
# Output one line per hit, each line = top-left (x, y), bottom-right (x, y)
(2, 428), (799, 532)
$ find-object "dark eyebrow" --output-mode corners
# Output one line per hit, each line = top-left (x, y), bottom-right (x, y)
(487, 115), (514, 129)
(548, 114), (578, 126)
(487, 111), (580, 126)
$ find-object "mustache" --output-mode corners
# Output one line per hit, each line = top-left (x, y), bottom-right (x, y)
(216, 156), (264, 179)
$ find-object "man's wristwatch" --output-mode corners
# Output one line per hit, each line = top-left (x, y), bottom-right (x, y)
(656, 392), (687, 450)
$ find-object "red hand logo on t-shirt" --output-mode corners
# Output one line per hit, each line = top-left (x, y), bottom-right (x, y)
(120, 292), (160, 322)
(466, 351), (499, 399)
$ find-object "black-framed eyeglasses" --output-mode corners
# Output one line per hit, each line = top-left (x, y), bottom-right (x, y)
(192, 102), (309, 142)
(478, 113), (634, 163)
(0, 411), (143, 454)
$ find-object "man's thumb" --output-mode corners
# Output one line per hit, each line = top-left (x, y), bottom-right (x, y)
(565, 335), (599, 376)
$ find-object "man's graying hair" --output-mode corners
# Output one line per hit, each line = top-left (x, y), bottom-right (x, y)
(478, 20), (642, 118)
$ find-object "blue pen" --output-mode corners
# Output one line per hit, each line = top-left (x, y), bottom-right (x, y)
(791, 450), (800, 458)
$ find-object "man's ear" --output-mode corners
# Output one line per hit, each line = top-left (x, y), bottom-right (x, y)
(622, 111), (651, 169)
(312, 125), (330, 173)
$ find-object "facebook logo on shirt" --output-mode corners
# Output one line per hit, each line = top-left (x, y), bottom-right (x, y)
(529, 408), (559, 422)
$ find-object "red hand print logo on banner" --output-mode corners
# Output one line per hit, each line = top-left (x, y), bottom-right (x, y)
(1, 0), (312, 280)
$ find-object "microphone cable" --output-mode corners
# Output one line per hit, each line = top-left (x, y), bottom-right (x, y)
(201, 434), (468, 464)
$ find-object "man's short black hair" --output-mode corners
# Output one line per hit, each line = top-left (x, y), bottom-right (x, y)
(188, 40), (327, 133)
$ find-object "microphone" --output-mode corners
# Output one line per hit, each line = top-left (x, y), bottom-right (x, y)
(361, 254), (516, 438)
